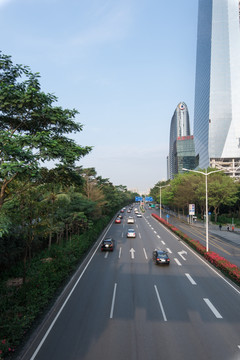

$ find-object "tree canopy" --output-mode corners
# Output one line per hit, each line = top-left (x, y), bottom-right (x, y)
(0, 52), (92, 207)
(150, 170), (239, 221)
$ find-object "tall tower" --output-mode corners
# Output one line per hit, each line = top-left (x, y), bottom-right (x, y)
(168, 102), (190, 179)
(194, 0), (240, 175)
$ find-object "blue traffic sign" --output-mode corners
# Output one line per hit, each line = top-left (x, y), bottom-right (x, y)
(135, 196), (143, 202)
(145, 196), (153, 202)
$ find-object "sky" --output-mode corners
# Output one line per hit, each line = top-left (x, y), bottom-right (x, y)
(0, 0), (198, 194)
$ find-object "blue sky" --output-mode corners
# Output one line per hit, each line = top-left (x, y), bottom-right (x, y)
(0, 0), (198, 194)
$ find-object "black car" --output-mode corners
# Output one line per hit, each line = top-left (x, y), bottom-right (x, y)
(101, 238), (114, 251)
(152, 249), (170, 265)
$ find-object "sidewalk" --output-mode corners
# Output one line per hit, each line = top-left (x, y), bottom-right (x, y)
(160, 210), (240, 247)
(191, 221), (240, 246)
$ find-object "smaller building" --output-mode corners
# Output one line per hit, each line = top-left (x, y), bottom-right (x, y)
(174, 135), (196, 175)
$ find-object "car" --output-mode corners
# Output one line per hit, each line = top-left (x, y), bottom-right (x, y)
(127, 209), (131, 213)
(101, 238), (114, 251)
(127, 229), (136, 238)
(127, 217), (134, 224)
(120, 209), (124, 213)
(137, 213), (142, 218)
(115, 218), (121, 224)
(152, 249), (170, 265)
(117, 214), (123, 219)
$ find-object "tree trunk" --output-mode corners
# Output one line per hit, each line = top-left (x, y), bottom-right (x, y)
(23, 247), (28, 284)
(214, 206), (219, 223)
(48, 231), (52, 250)
(0, 174), (18, 209)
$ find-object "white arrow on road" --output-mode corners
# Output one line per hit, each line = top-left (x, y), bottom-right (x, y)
(130, 248), (135, 259)
(178, 250), (187, 260)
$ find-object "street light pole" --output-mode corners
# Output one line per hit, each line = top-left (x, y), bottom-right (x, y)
(182, 168), (223, 252)
(156, 184), (170, 219)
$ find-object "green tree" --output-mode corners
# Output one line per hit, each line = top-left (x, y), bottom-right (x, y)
(207, 173), (238, 222)
(0, 53), (91, 208)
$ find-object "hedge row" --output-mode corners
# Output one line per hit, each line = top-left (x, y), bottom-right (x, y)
(152, 213), (240, 286)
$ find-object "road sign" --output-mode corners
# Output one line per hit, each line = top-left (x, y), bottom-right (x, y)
(145, 196), (153, 202)
(189, 204), (195, 215)
(135, 196), (143, 202)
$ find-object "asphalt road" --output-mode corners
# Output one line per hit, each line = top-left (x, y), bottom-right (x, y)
(152, 208), (240, 268)
(20, 206), (240, 360)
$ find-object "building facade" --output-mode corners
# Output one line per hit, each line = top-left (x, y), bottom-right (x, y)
(194, 0), (240, 176)
(168, 102), (192, 179)
(175, 136), (196, 175)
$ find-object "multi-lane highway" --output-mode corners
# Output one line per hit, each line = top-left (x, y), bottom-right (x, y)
(21, 206), (240, 360)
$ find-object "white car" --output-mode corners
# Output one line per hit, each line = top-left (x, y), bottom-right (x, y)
(127, 229), (136, 238)
(137, 213), (142, 218)
(127, 217), (134, 224)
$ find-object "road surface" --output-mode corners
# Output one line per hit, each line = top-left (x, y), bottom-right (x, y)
(20, 206), (240, 360)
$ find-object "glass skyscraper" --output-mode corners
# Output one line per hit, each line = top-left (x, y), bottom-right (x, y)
(168, 102), (193, 179)
(194, 0), (240, 175)
(175, 136), (196, 175)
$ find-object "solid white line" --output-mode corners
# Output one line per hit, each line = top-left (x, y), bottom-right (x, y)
(161, 241), (166, 245)
(174, 258), (182, 266)
(110, 283), (117, 319)
(119, 247), (122, 259)
(166, 248), (172, 253)
(104, 252), (109, 259)
(143, 248), (148, 260)
(29, 220), (114, 360)
(185, 273), (197, 285)
(203, 298), (223, 319)
(154, 285), (167, 321)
